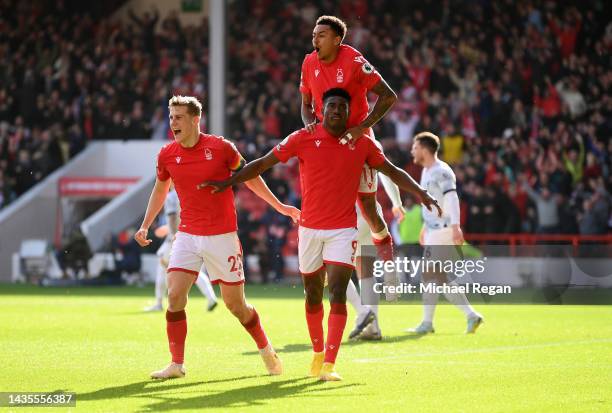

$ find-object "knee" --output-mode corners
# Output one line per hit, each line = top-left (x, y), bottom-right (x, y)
(328, 285), (347, 304)
(224, 300), (248, 320)
(167, 288), (186, 309)
(304, 289), (323, 306)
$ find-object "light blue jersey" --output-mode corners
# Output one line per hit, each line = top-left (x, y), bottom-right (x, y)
(421, 159), (456, 230)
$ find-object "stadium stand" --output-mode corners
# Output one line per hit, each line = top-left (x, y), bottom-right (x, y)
(227, 0), (611, 239)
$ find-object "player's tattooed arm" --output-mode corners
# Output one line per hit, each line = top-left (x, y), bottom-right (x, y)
(301, 92), (317, 132)
(197, 150), (281, 193)
(374, 159), (443, 217)
(340, 78), (397, 144)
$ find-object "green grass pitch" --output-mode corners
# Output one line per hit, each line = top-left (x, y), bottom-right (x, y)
(1, 284), (611, 412)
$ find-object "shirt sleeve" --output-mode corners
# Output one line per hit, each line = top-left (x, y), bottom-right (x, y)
(223, 138), (243, 171)
(365, 139), (386, 168)
(299, 55), (311, 95)
(156, 149), (170, 181)
(352, 55), (382, 90)
(273, 129), (303, 163)
(436, 168), (457, 194)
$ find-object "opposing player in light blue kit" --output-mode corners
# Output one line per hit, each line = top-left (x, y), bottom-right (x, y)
(407, 132), (483, 334)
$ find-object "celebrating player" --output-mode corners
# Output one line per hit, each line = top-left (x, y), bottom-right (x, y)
(200, 89), (440, 381)
(300, 15), (403, 268)
(135, 95), (299, 379)
(407, 132), (484, 334)
(144, 184), (218, 313)
(301, 16), (404, 333)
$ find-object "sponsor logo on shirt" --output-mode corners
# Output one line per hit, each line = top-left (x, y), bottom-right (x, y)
(315, 69), (320, 78)
(204, 148), (213, 160)
(175, 156), (181, 164)
(315, 140), (321, 147)
(336, 68), (344, 83)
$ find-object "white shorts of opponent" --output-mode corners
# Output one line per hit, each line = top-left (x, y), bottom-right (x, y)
(423, 227), (460, 262)
(156, 239), (172, 266)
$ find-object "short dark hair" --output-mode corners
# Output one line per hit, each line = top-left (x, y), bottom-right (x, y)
(414, 131), (440, 154)
(322, 88), (351, 104)
(316, 15), (347, 41)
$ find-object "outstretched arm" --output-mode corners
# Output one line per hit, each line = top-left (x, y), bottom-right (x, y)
(197, 150), (281, 193)
(245, 177), (300, 223)
(198, 151), (299, 222)
(374, 159), (442, 216)
(341, 78), (397, 144)
(134, 178), (171, 247)
(379, 173), (405, 222)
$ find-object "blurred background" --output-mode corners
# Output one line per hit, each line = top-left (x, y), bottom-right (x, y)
(0, 0), (610, 285)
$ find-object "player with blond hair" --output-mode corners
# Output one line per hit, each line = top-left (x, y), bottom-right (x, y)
(135, 95), (300, 379)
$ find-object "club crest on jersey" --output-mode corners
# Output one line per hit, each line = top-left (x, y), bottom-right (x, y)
(175, 156), (181, 164)
(315, 140), (321, 147)
(204, 148), (213, 160)
(336, 68), (344, 83)
(315, 69), (320, 78)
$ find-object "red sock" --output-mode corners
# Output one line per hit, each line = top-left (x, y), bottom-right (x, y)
(305, 302), (324, 353)
(242, 308), (269, 350)
(324, 303), (347, 363)
(373, 234), (394, 261)
(166, 310), (187, 364)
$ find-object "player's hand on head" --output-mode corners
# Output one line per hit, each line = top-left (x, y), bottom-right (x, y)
(340, 125), (366, 145)
(279, 204), (301, 224)
(134, 228), (152, 247)
(392, 205), (406, 223)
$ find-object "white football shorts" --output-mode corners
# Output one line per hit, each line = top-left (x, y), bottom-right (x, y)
(167, 231), (244, 285)
(298, 226), (358, 275)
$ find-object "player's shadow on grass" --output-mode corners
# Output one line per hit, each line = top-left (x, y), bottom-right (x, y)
(241, 342), (313, 355)
(138, 376), (363, 411)
(242, 333), (430, 355)
(77, 375), (260, 402)
(345, 333), (433, 346)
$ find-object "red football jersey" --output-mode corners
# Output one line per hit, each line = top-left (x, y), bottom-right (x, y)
(300, 44), (381, 129)
(156, 133), (242, 236)
(273, 124), (386, 230)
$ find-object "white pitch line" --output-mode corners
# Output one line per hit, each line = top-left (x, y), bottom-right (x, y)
(354, 338), (612, 363)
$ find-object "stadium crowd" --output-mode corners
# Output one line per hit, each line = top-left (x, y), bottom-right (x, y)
(227, 0), (611, 238)
(1, 0), (610, 261)
(0, 0), (209, 207)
